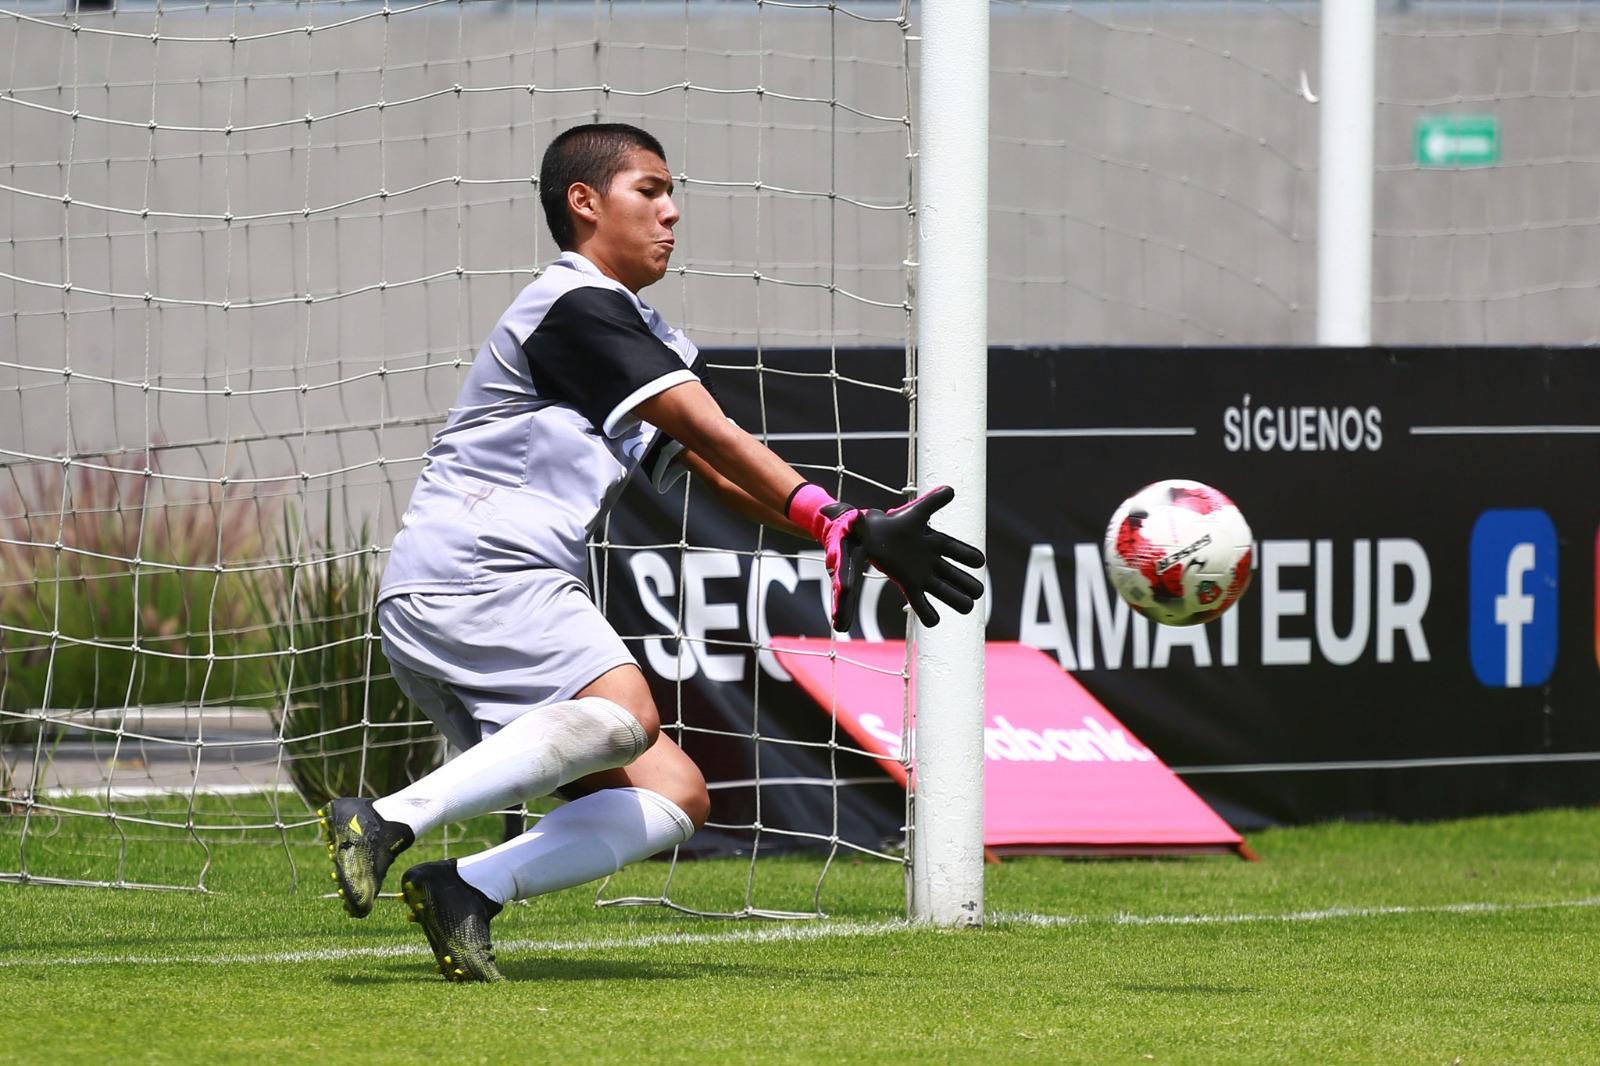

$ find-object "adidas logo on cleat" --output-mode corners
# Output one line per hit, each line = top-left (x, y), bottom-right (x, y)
(323, 798), (414, 920)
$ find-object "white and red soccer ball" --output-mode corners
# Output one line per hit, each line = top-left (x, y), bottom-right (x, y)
(1102, 479), (1253, 627)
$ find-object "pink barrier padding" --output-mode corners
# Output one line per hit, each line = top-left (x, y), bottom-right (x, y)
(769, 638), (1242, 850)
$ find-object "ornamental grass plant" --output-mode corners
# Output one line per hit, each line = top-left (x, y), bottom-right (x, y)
(0, 455), (279, 801)
(0, 453), (441, 811)
(247, 506), (441, 809)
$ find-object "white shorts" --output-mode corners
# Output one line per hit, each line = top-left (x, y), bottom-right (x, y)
(376, 570), (638, 745)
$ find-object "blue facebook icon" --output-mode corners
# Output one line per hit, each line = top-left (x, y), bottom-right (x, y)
(1469, 509), (1558, 688)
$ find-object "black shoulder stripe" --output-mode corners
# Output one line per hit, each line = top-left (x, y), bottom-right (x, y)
(521, 286), (688, 432)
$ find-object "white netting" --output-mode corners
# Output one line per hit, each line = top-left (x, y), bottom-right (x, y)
(0, 0), (916, 909)
(7, 0), (1595, 902)
(1375, 0), (1600, 343)
(989, 0), (1319, 344)
(988, 0), (1599, 346)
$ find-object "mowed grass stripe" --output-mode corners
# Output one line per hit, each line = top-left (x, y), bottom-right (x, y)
(7, 894), (1600, 971)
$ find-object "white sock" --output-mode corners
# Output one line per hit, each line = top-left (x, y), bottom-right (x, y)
(455, 787), (695, 905)
(372, 696), (648, 837)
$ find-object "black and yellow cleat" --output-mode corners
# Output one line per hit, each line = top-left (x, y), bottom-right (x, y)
(320, 797), (414, 919)
(399, 859), (505, 984)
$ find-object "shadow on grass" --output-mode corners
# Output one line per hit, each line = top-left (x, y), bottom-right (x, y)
(331, 958), (879, 986)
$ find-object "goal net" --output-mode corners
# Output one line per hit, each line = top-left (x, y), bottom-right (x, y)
(4, 0), (1595, 906)
(1374, 0), (1600, 343)
(985, 0), (1600, 347)
(0, 0), (918, 911)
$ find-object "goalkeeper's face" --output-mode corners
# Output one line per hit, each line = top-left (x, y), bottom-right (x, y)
(590, 148), (680, 292)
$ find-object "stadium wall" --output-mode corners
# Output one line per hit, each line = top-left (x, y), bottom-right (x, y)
(6, 4), (1596, 354)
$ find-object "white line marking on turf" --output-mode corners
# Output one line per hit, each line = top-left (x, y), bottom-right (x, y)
(39, 784), (299, 799)
(0, 918), (914, 970)
(6, 896), (1600, 971)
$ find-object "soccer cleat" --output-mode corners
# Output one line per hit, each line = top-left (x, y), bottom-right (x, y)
(399, 860), (505, 984)
(321, 797), (414, 919)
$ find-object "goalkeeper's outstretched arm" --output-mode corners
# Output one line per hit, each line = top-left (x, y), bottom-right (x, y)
(636, 380), (808, 526)
(634, 380), (986, 632)
(675, 446), (806, 537)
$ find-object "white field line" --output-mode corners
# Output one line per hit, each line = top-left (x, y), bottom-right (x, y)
(0, 917), (912, 970)
(5, 895), (1600, 971)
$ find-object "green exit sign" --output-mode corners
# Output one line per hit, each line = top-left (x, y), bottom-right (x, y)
(1416, 115), (1500, 168)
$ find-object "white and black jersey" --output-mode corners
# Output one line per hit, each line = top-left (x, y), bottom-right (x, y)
(379, 251), (709, 600)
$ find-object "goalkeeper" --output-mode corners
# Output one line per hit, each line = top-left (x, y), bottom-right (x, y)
(321, 123), (985, 983)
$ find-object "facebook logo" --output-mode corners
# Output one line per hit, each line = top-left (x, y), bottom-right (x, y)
(1469, 509), (1558, 688)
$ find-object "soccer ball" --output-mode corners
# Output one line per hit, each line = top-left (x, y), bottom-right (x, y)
(1102, 479), (1254, 626)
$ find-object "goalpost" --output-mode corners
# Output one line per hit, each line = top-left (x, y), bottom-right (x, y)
(911, 0), (987, 926)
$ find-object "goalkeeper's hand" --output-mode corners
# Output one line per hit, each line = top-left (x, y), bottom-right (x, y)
(785, 482), (986, 632)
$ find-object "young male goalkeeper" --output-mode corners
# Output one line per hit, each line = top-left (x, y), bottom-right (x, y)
(321, 123), (985, 983)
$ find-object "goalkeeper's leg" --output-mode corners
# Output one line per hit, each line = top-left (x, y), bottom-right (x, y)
(398, 736), (706, 983)
(325, 664), (655, 918)
(450, 733), (708, 907)
(399, 668), (707, 982)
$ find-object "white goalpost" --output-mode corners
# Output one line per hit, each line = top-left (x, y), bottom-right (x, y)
(1316, 0), (1375, 346)
(910, 0), (987, 927)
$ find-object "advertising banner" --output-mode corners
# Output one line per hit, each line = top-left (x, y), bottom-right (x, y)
(770, 637), (1245, 854)
(597, 347), (1600, 852)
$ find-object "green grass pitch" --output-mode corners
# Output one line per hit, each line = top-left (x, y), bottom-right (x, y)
(3, 806), (1598, 1063)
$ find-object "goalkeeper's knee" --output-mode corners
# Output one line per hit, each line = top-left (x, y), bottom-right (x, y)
(503, 695), (652, 784)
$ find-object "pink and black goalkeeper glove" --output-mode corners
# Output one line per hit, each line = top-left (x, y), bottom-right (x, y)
(785, 482), (986, 632)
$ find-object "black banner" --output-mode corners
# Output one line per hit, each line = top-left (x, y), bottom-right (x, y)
(600, 347), (1600, 850)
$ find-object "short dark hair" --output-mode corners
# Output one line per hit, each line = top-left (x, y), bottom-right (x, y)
(539, 123), (668, 250)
